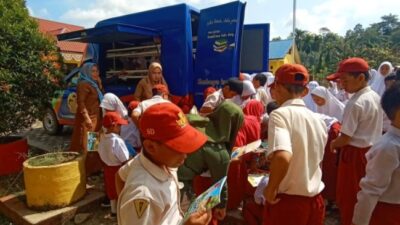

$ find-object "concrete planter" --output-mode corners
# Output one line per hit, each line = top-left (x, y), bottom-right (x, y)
(23, 152), (86, 210)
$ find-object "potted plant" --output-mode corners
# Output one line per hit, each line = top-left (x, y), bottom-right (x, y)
(0, 0), (62, 175)
(23, 152), (86, 210)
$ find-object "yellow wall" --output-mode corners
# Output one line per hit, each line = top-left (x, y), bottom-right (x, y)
(269, 59), (284, 74)
(268, 45), (301, 74)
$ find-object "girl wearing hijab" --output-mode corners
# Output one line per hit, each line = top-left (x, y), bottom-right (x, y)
(133, 62), (168, 101)
(371, 61), (394, 96)
(314, 113), (341, 209)
(229, 100), (264, 220)
(302, 80), (319, 112)
(70, 63), (104, 175)
(236, 100), (264, 146)
(100, 93), (128, 118)
(311, 86), (345, 121)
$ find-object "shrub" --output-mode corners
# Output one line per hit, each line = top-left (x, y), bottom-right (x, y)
(0, 0), (62, 136)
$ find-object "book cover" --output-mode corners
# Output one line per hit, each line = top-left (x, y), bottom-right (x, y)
(182, 176), (227, 224)
(230, 139), (264, 160)
(87, 131), (99, 152)
(247, 173), (269, 188)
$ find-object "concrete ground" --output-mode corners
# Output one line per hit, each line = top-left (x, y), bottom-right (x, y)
(19, 123), (340, 225)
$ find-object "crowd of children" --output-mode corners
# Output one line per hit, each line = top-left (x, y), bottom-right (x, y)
(78, 58), (400, 225)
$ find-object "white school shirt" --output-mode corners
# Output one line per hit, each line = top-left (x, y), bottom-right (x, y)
(133, 95), (170, 115)
(267, 98), (327, 197)
(255, 86), (272, 106)
(98, 133), (130, 166)
(121, 118), (141, 148)
(117, 153), (183, 225)
(341, 86), (383, 148)
(352, 125), (400, 225)
(201, 89), (224, 110)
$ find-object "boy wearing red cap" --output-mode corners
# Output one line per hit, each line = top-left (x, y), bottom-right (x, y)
(98, 112), (131, 217)
(199, 78), (242, 115)
(263, 64), (327, 225)
(352, 82), (400, 225)
(131, 84), (170, 123)
(330, 58), (383, 225)
(117, 102), (211, 225)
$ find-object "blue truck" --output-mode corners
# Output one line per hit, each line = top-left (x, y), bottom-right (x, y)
(43, 1), (269, 134)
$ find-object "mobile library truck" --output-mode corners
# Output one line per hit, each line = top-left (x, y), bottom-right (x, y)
(43, 1), (269, 134)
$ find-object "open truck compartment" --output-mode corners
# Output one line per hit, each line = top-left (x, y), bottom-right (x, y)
(58, 1), (269, 107)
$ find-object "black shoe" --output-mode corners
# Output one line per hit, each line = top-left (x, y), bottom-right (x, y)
(101, 198), (111, 208)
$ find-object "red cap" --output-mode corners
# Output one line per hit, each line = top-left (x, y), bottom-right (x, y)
(139, 102), (207, 153)
(103, 112), (128, 128)
(152, 84), (169, 95)
(128, 100), (140, 110)
(326, 73), (340, 81)
(331, 57), (369, 79)
(268, 64), (309, 87)
(203, 86), (217, 99)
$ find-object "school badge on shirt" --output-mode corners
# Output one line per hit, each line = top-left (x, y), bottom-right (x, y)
(134, 199), (149, 218)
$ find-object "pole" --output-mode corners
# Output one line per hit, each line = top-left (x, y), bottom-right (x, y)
(292, 0), (296, 63)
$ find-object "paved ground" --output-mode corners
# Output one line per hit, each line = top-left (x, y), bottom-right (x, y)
(21, 124), (340, 225)
(25, 122), (72, 152)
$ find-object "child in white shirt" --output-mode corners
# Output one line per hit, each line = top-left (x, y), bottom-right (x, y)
(98, 111), (130, 218)
(352, 82), (400, 225)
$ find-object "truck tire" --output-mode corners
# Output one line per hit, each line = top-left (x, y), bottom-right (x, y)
(43, 108), (63, 135)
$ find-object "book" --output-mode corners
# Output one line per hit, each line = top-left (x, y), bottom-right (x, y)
(87, 131), (100, 152)
(247, 173), (269, 188)
(181, 176), (227, 224)
(230, 139), (264, 160)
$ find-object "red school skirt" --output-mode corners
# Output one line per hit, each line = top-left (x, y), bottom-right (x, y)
(321, 122), (341, 201)
(103, 165), (122, 200)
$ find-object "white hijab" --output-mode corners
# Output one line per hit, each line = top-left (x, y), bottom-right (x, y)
(303, 81), (319, 112)
(368, 69), (378, 86)
(100, 93), (128, 118)
(370, 61), (394, 96)
(311, 86), (345, 121)
(314, 113), (339, 130)
(242, 80), (256, 97)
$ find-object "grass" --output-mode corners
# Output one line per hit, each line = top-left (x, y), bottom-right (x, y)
(27, 152), (78, 167)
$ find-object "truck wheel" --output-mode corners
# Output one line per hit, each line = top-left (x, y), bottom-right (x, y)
(43, 109), (63, 135)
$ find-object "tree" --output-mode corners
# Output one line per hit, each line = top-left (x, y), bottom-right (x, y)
(0, 0), (61, 136)
(294, 14), (400, 81)
(271, 37), (282, 41)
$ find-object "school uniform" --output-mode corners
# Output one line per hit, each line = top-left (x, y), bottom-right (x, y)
(201, 89), (224, 111)
(315, 114), (341, 201)
(117, 153), (183, 225)
(98, 133), (130, 200)
(255, 86), (272, 106)
(121, 118), (141, 150)
(133, 95), (170, 116)
(312, 86), (345, 122)
(337, 86), (383, 225)
(264, 98), (327, 225)
(352, 125), (400, 225)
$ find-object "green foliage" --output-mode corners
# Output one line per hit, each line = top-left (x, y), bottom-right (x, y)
(0, 0), (62, 136)
(294, 14), (400, 83)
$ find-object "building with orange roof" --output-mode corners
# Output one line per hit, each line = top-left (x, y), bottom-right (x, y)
(35, 17), (87, 69)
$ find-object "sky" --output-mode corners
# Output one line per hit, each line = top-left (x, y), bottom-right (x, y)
(26, 0), (400, 39)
